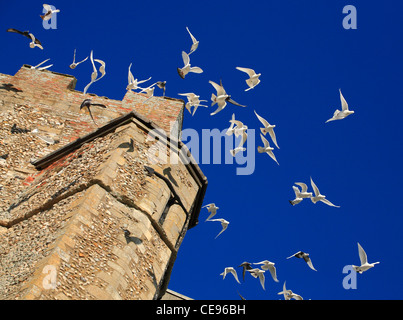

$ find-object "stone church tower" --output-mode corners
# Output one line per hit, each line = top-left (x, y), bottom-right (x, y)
(0, 65), (207, 300)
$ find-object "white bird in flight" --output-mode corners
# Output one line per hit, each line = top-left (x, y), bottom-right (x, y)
(220, 267), (240, 284)
(177, 51), (203, 79)
(278, 281), (303, 300)
(31, 59), (53, 71)
(126, 63), (152, 91)
(178, 93), (208, 116)
(202, 203), (219, 221)
(289, 182), (312, 206)
(209, 80), (247, 116)
(253, 260), (279, 282)
(6, 28), (43, 49)
(236, 67), (261, 91)
(208, 218), (229, 239)
(230, 121), (248, 157)
(326, 89), (355, 123)
(186, 26), (199, 55)
(254, 110), (279, 149)
(40, 4), (60, 21)
(83, 50), (98, 95)
(310, 177), (340, 208)
(352, 242), (380, 274)
(93, 59), (106, 82)
(287, 251), (317, 271)
(247, 268), (266, 290)
(70, 49), (88, 69)
(257, 134), (279, 165)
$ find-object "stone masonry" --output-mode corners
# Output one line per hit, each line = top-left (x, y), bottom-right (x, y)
(0, 66), (207, 299)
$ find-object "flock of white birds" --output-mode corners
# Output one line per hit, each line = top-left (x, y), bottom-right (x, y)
(4, 4), (380, 300)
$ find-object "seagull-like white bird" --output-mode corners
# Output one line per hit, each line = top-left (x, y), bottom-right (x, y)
(310, 177), (340, 208)
(257, 134), (279, 165)
(352, 242), (380, 274)
(202, 203), (219, 221)
(31, 59), (52, 71)
(209, 80), (247, 116)
(247, 268), (266, 290)
(289, 183), (312, 206)
(94, 59), (106, 82)
(178, 93), (208, 116)
(126, 63), (152, 91)
(70, 49), (88, 69)
(41, 4), (60, 21)
(226, 114), (238, 136)
(186, 26), (199, 55)
(83, 50), (98, 95)
(253, 260), (279, 282)
(277, 281), (303, 300)
(208, 218), (229, 239)
(220, 267), (240, 284)
(230, 121), (248, 157)
(236, 67), (261, 91)
(177, 51), (203, 79)
(326, 89), (354, 123)
(287, 251), (317, 271)
(254, 110), (279, 149)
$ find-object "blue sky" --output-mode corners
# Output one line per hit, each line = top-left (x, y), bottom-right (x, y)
(1, 1), (402, 300)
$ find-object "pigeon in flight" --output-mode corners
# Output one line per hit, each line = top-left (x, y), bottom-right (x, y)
(186, 26), (199, 55)
(178, 92), (208, 116)
(310, 177), (340, 208)
(40, 4), (60, 21)
(208, 218), (229, 239)
(257, 134), (279, 165)
(277, 281), (303, 300)
(83, 50), (98, 95)
(70, 49), (88, 69)
(7, 28), (43, 49)
(127, 63), (151, 91)
(287, 251), (317, 271)
(220, 267), (240, 284)
(238, 262), (253, 281)
(247, 268), (266, 290)
(253, 260), (279, 282)
(352, 242), (380, 274)
(254, 110), (279, 149)
(30, 59), (53, 71)
(79, 98), (106, 126)
(156, 81), (166, 96)
(236, 67), (261, 91)
(289, 182), (312, 206)
(94, 59), (106, 82)
(177, 51), (203, 79)
(209, 80), (247, 116)
(202, 203), (219, 221)
(326, 89), (354, 123)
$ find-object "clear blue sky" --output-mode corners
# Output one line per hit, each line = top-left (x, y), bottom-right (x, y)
(1, 1), (402, 300)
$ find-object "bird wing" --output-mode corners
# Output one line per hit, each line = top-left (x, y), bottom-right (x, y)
(227, 97), (246, 108)
(259, 133), (270, 149)
(186, 26), (198, 45)
(310, 177), (320, 197)
(181, 51), (190, 66)
(357, 242), (368, 265)
(236, 67), (256, 78)
(320, 198), (340, 208)
(128, 63), (135, 84)
(303, 256), (317, 271)
(258, 272), (266, 290)
(229, 268), (240, 284)
(339, 89), (349, 111)
(267, 127), (279, 149)
(295, 182), (308, 193)
(209, 80), (226, 96)
(254, 110), (269, 128)
(286, 252), (298, 259)
(267, 265), (279, 282)
(292, 186), (300, 197)
(189, 66), (203, 73)
(43, 4), (52, 11)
